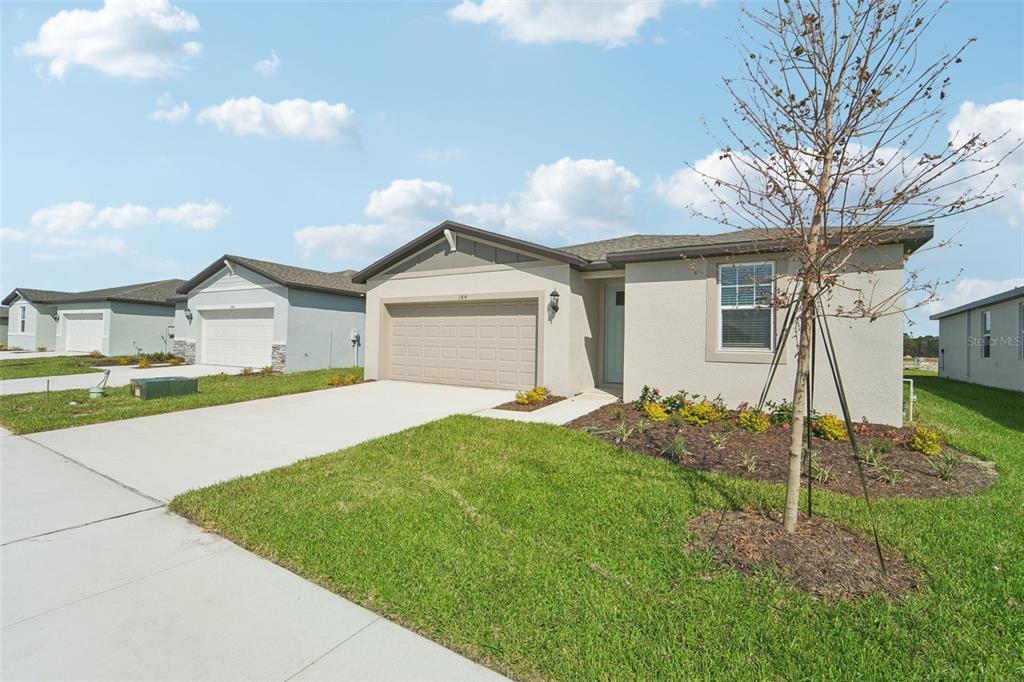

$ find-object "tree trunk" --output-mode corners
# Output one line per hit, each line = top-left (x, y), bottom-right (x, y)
(783, 291), (815, 532)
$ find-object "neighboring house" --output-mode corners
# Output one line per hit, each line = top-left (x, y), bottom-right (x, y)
(931, 286), (1024, 392)
(2, 288), (68, 350)
(2, 280), (184, 355)
(0, 305), (9, 346)
(173, 255), (366, 372)
(353, 221), (934, 426)
(2, 278), (183, 352)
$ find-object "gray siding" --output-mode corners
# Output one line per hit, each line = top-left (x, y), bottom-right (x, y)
(938, 295), (1024, 392)
(285, 289), (366, 372)
(7, 298), (57, 350)
(108, 302), (175, 355)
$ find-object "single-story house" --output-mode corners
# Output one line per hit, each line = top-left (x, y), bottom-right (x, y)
(0, 305), (9, 347)
(1, 280), (184, 354)
(352, 221), (934, 426)
(172, 255), (366, 372)
(931, 285), (1023, 392)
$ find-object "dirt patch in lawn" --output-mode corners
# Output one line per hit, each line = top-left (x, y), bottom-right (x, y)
(567, 402), (996, 498)
(688, 509), (919, 600)
(494, 395), (567, 412)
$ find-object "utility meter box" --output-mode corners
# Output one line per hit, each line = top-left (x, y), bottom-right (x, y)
(130, 377), (198, 400)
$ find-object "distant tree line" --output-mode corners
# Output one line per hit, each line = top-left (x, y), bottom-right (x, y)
(904, 334), (939, 358)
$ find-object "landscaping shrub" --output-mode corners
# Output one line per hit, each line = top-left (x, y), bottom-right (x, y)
(118, 357), (132, 366)
(327, 373), (360, 387)
(515, 386), (550, 405)
(88, 351), (104, 359)
(634, 385), (663, 407)
(677, 399), (725, 427)
(261, 366), (275, 377)
(908, 426), (943, 456)
(813, 413), (848, 441)
(168, 357), (183, 366)
(643, 401), (668, 422)
(242, 367), (254, 376)
(137, 356), (151, 369)
(738, 409), (771, 434)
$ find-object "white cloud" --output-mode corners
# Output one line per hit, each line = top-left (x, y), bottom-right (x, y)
(46, 236), (128, 253)
(1, 227), (27, 242)
(365, 179), (455, 225)
(294, 157), (642, 262)
(155, 202), (229, 229)
(196, 97), (358, 142)
(253, 50), (280, 76)
(18, 0), (202, 80)
(30, 201), (96, 234)
(657, 149), (743, 213)
(458, 157), (641, 241)
(151, 93), (191, 123)
(928, 277), (1024, 316)
(948, 99), (1024, 219)
(94, 204), (153, 228)
(294, 223), (394, 261)
(448, 0), (663, 48)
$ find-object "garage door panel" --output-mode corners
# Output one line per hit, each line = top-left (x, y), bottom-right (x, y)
(65, 313), (104, 352)
(200, 308), (274, 368)
(386, 300), (537, 391)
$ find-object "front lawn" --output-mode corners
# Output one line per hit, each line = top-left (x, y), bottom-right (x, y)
(0, 367), (363, 433)
(172, 375), (1024, 680)
(0, 355), (105, 380)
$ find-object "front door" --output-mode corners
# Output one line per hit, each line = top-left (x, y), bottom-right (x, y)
(604, 284), (625, 384)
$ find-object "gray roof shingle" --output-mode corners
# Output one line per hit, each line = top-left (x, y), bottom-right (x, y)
(3, 281), (183, 306)
(178, 255), (366, 297)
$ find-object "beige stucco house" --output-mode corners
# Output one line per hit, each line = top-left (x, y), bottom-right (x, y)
(931, 285), (1023, 392)
(353, 221), (933, 425)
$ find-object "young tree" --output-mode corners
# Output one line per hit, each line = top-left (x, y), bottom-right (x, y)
(689, 0), (1018, 532)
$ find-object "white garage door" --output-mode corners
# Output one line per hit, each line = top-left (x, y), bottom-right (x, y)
(64, 313), (104, 352)
(200, 308), (274, 368)
(386, 300), (537, 390)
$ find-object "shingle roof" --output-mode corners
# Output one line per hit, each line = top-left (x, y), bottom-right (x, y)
(929, 285), (1024, 320)
(2, 280), (183, 307)
(2, 288), (73, 305)
(178, 255), (366, 297)
(557, 229), (788, 262)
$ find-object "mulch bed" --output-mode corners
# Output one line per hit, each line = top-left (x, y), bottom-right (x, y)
(688, 509), (919, 600)
(494, 395), (567, 412)
(567, 402), (996, 498)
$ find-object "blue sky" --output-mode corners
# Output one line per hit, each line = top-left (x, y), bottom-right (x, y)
(2, 1), (1021, 334)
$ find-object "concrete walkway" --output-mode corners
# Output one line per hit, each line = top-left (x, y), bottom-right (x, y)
(0, 350), (89, 360)
(475, 390), (619, 425)
(0, 363), (242, 396)
(1, 382), (512, 680)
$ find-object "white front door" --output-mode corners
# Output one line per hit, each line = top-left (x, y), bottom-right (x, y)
(64, 313), (104, 352)
(200, 308), (275, 368)
(604, 284), (625, 384)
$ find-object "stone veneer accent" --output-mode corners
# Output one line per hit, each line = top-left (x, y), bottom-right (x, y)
(172, 339), (196, 364)
(271, 344), (287, 373)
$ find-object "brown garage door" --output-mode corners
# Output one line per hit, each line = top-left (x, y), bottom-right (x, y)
(386, 300), (537, 390)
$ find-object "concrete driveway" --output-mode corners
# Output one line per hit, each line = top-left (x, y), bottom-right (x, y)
(0, 363), (242, 396)
(1, 381), (513, 680)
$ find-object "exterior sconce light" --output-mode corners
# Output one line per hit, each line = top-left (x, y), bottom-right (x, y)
(549, 289), (560, 313)
(185, 307), (194, 322)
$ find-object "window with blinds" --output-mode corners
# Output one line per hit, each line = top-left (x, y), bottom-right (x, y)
(719, 262), (774, 350)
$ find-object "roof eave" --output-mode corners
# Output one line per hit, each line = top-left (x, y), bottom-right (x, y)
(352, 220), (590, 284)
(929, 286), (1024, 320)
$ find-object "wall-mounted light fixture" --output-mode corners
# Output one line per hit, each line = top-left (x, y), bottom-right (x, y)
(549, 289), (560, 313)
(185, 307), (194, 322)
(51, 311), (60, 321)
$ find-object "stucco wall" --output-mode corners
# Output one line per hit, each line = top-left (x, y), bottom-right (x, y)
(624, 244), (908, 426)
(569, 272), (604, 391)
(7, 298), (56, 350)
(54, 302), (112, 355)
(938, 295), (1024, 392)
(180, 265), (289, 362)
(285, 289), (366, 372)
(108, 302), (175, 356)
(364, 257), (585, 395)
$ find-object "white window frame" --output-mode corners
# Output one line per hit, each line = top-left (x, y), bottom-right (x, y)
(19, 306), (26, 333)
(718, 261), (775, 352)
(981, 310), (992, 359)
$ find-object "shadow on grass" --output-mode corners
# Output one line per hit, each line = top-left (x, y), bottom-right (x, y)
(909, 374), (1023, 432)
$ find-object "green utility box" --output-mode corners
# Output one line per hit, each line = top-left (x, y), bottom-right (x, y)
(130, 377), (198, 400)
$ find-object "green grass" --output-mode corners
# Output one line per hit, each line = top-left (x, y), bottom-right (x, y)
(0, 355), (105, 380)
(171, 375), (1024, 680)
(0, 367), (363, 433)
